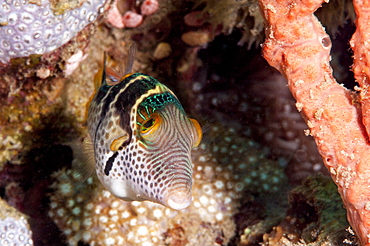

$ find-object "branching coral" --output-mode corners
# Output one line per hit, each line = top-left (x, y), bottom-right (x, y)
(258, 0), (370, 244)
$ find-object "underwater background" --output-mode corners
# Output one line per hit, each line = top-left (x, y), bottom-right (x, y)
(0, 0), (360, 245)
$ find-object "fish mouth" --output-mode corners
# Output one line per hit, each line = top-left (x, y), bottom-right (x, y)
(164, 185), (192, 210)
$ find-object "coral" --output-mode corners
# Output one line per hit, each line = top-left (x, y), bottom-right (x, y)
(0, 198), (33, 246)
(258, 0), (370, 244)
(0, 0), (106, 64)
(0, 0), (106, 155)
(0, 132), (24, 166)
(0, 90), (66, 167)
(205, 125), (287, 193)
(0, 84), (83, 169)
(48, 158), (236, 245)
(48, 123), (287, 245)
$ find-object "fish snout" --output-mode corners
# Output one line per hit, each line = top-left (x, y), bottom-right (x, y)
(161, 158), (193, 210)
(164, 185), (192, 210)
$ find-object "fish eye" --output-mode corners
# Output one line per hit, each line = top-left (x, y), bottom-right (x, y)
(143, 118), (154, 129)
(141, 113), (161, 135)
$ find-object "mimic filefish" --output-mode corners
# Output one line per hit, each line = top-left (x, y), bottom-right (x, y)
(86, 48), (202, 210)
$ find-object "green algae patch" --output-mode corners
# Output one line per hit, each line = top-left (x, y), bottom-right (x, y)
(290, 175), (350, 244)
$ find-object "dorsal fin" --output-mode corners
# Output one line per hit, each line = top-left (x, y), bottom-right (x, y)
(104, 44), (138, 85)
(116, 43), (137, 82)
(105, 66), (122, 86)
(92, 52), (122, 87)
(91, 44), (138, 96)
(125, 43), (136, 75)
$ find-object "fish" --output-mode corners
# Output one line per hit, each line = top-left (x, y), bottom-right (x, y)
(86, 47), (202, 210)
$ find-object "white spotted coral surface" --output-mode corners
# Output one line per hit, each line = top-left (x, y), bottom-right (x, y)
(48, 158), (239, 246)
(0, 198), (33, 246)
(0, 0), (106, 64)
